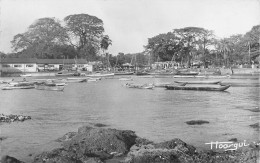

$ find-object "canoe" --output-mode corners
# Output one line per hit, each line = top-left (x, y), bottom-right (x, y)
(86, 73), (115, 77)
(63, 79), (87, 83)
(153, 82), (186, 87)
(165, 85), (231, 91)
(20, 74), (32, 77)
(2, 85), (35, 90)
(176, 71), (199, 75)
(35, 84), (65, 91)
(125, 83), (154, 89)
(174, 80), (221, 84)
(173, 75), (206, 78)
(114, 72), (134, 75)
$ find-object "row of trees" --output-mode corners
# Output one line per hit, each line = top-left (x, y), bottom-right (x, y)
(1, 12), (259, 68)
(144, 25), (260, 67)
(7, 14), (111, 61)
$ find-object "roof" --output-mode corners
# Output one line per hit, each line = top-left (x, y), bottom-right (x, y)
(37, 59), (87, 64)
(0, 58), (37, 64)
(0, 58), (88, 64)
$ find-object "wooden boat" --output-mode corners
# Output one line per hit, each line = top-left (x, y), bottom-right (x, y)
(174, 80), (221, 84)
(176, 71), (199, 76)
(114, 72), (134, 75)
(205, 75), (231, 79)
(86, 73), (115, 78)
(153, 82), (186, 87)
(2, 85), (35, 90)
(125, 83), (154, 89)
(20, 74), (32, 77)
(173, 75), (206, 78)
(63, 79), (87, 83)
(35, 83), (65, 91)
(55, 71), (80, 76)
(165, 85), (231, 91)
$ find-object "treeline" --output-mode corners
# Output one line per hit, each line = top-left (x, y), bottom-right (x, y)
(0, 12), (259, 68)
(144, 26), (260, 67)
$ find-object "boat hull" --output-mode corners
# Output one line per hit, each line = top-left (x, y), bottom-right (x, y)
(35, 85), (65, 91)
(165, 85), (230, 91)
(2, 86), (35, 90)
(174, 80), (221, 84)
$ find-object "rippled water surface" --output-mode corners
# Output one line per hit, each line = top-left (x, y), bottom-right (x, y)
(0, 75), (259, 162)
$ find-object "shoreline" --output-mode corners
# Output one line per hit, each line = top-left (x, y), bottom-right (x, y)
(1, 124), (259, 163)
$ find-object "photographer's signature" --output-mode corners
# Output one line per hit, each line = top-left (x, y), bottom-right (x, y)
(205, 140), (260, 151)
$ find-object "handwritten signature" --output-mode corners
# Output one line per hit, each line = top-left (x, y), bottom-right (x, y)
(205, 140), (260, 151)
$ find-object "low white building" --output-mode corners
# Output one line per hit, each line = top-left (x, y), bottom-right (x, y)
(0, 58), (37, 72)
(0, 58), (94, 73)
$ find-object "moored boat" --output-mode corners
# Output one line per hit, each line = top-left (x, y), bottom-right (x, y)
(173, 75), (206, 78)
(176, 71), (199, 76)
(20, 74), (32, 77)
(165, 85), (230, 91)
(174, 80), (221, 84)
(114, 71), (134, 75)
(86, 73), (114, 78)
(153, 82), (186, 87)
(125, 83), (154, 89)
(2, 85), (35, 90)
(35, 83), (65, 91)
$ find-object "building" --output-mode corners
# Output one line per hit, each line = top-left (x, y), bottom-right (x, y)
(0, 58), (93, 73)
(0, 58), (38, 72)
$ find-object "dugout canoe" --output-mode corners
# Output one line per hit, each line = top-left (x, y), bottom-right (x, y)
(174, 80), (221, 84)
(165, 85), (230, 91)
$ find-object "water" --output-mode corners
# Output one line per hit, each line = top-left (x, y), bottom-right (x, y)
(0, 75), (259, 162)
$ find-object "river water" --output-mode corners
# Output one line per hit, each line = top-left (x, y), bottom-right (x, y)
(0, 75), (259, 162)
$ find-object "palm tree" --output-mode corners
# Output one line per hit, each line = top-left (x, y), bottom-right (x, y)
(100, 35), (112, 69)
(217, 39), (232, 67)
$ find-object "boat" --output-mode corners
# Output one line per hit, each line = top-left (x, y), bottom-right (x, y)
(176, 71), (199, 76)
(174, 80), (221, 84)
(20, 74), (32, 77)
(86, 73), (115, 78)
(173, 75), (206, 78)
(55, 70), (80, 76)
(205, 75), (231, 79)
(114, 71), (134, 75)
(2, 85), (35, 90)
(125, 83), (154, 89)
(153, 82), (186, 87)
(64, 78), (87, 83)
(35, 83), (65, 91)
(165, 85), (231, 91)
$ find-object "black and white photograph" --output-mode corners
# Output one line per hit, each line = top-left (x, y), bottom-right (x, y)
(0, 0), (259, 162)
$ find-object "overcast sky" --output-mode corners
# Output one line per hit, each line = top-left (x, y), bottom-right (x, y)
(0, 0), (259, 55)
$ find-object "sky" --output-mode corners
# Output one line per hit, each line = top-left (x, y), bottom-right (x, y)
(0, 0), (259, 55)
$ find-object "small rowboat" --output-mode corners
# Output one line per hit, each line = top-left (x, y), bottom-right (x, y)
(2, 85), (35, 90)
(86, 73), (115, 77)
(125, 83), (154, 89)
(114, 72), (134, 75)
(35, 84), (65, 91)
(173, 75), (206, 78)
(153, 82), (186, 87)
(165, 85), (230, 91)
(174, 80), (221, 84)
(20, 74), (32, 77)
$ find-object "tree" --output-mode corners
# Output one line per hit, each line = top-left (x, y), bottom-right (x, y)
(11, 17), (69, 58)
(100, 35), (112, 67)
(64, 14), (105, 59)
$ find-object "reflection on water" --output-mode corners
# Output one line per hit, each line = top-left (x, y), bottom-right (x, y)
(0, 75), (259, 162)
